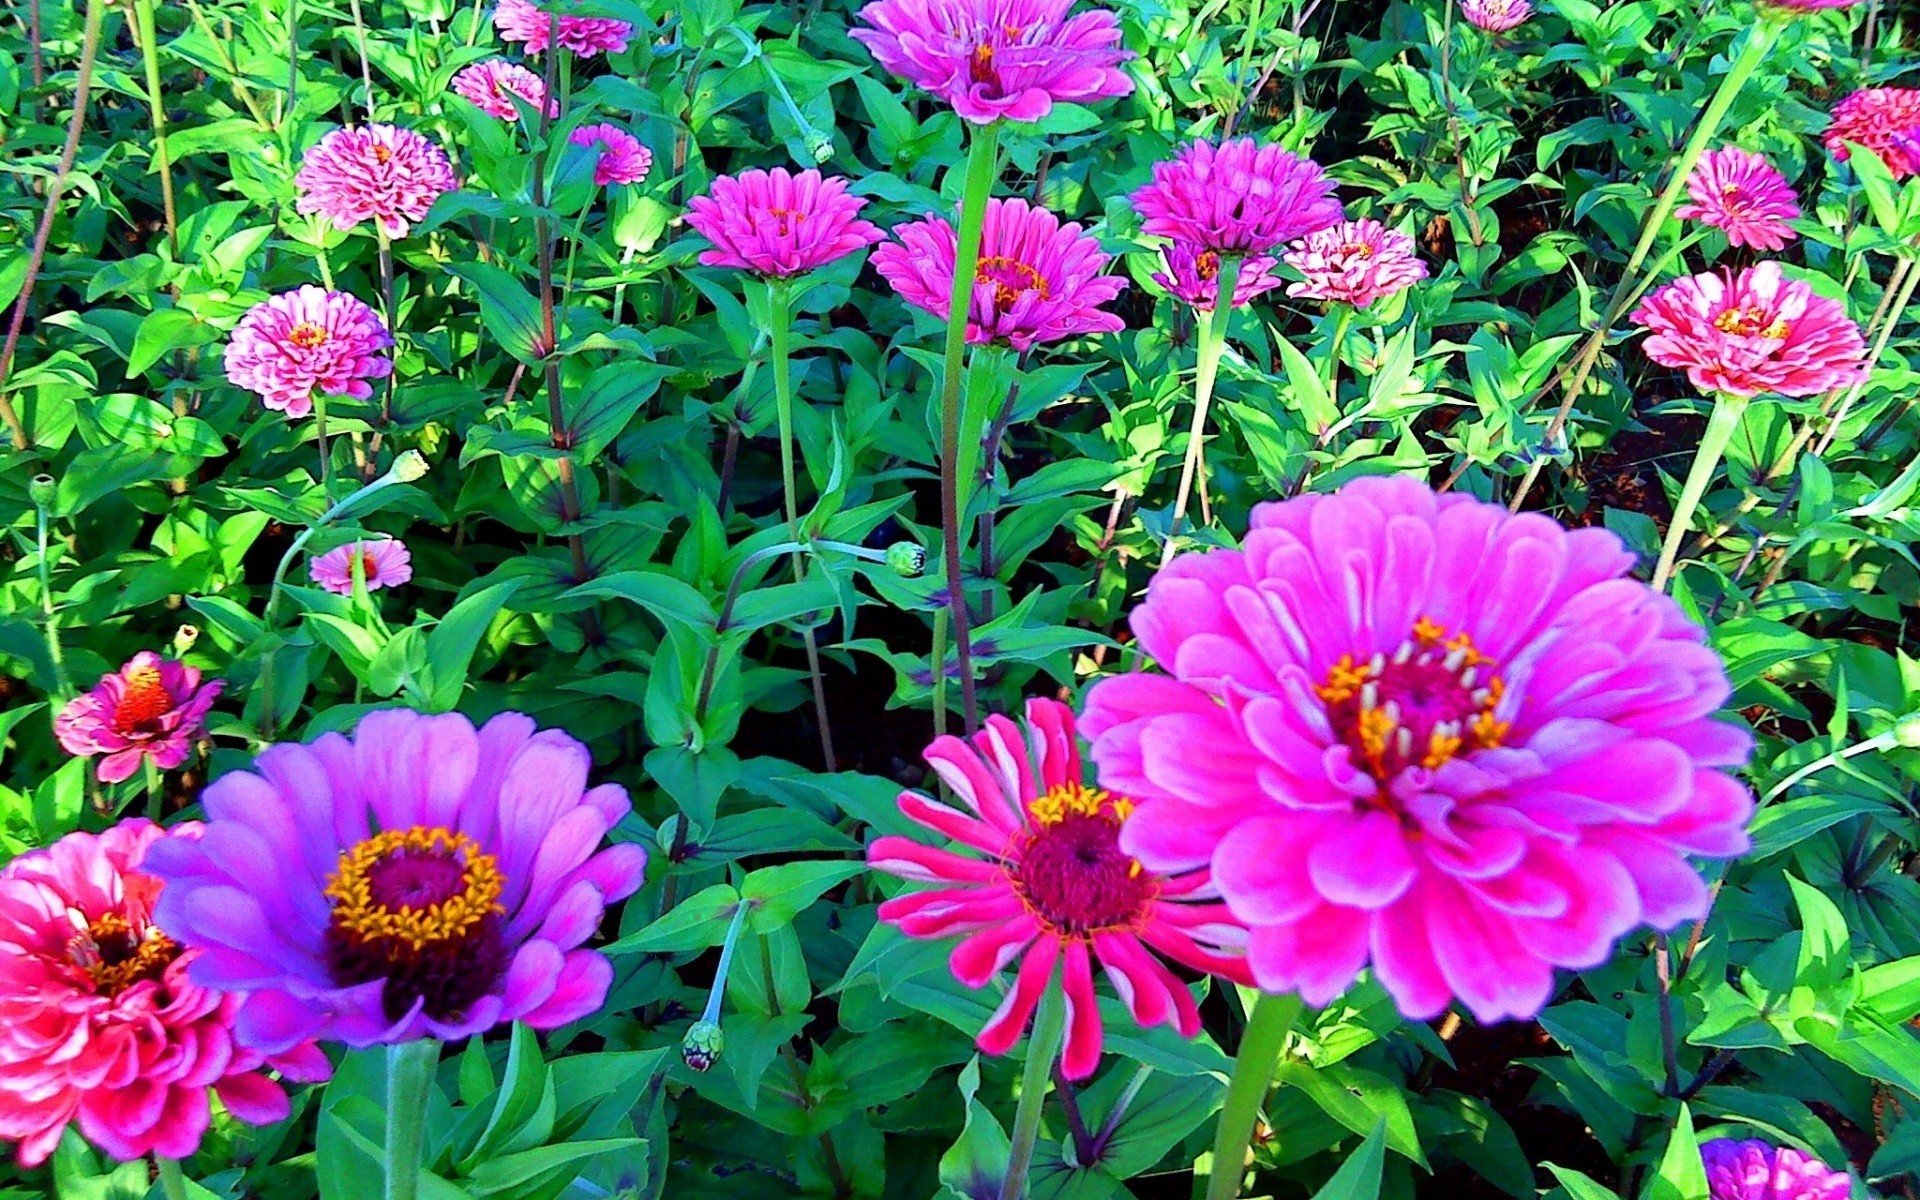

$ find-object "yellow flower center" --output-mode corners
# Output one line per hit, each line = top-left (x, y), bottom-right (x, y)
(1712, 306), (1790, 339)
(976, 255), (1052, 311)
(67, 911), (179, 998)
(288, 322), (330, 349)
(325, 827), (504, 953)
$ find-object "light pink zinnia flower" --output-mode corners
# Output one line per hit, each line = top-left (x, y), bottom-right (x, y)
(1460, 0), (1531, 31)
(872, 196), (1126, 351)
(451, 58), (556, 120)
(570, 123), (652, 186)
(1675, 148), (1801, 250)
(0, 822), (331, 1167)
(852, 0), (1133, 125)
(870, 700), (1252, 1079)
(311, 537), (414, 595)
(1131, 138), (1344, 256)
(1630, 262), (1868, 397)
(294, 124), (459, 239)
(1702, 1139), (1852, 1200)
(1080, 476), (1756, 1023)
(55, 652), (223, 784)
(1824, 88), (1920, 178)
(225, 285), (394, 418)
(1283, 218), (1429, 308)
(1152, 243), (1285, 311)
(683, 168), (884, 277)
(493, 0), (631, 55)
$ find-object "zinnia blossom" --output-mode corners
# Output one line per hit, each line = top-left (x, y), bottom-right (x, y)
(1460, 0), (1531, 31)
(872, 196), (1126, 351)
(1757, 0), (1857, 13)
(451, 58), (556, 120)
(294, 125), (459, 239)
(852, 0), (1133, 125)
(869, 699), (1253, 1079)
(1131, 138), (1344, 256)
(1080, 476), (1755, 1023)
(311, 537), (414, 595)
(570, 123), (652, 187)
(1675, 148), (1801, 250)
(0, 822), (330, 1167)
(1283, 218), (1429, 308)
(55, 652), (222, 785)
(144, 709), (648, 1051)
(683, 168), (884, 277)
(1701, 1139), (1851, 1200)
(1824, 87), (1920, 178)
(225, 285), (394, 418)
(1630, 262), (1868, 397)
(1152, 242), (1285, 311)
(493, 0), (631, 55)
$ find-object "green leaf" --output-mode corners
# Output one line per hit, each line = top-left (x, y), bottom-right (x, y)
(1547, 1165), (1624, 1200)
(447, 263), (545, 363)
(740, 860), (866, 931)
(126, 308), (219, 377)
(938, 1058), (1011, 1200)
(421, 579), (518, 710)
(564, 569), (716, 632)
(1274, 1061), (1427, 1168)
(1309, 1119), (1387, 1200)
(463, 1023), (555, 1171)
(603, 883), (741, 954)
(1787, 874), (1850, 1006)
(465, 1137), (645, 1195)
(1848, 143), (1904, 236)
(1639, 1103), (1708, 1200)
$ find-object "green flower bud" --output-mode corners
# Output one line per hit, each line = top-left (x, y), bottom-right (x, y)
(885, 542), (927, 577)
(172, 625), (201, 657)
(28, 475), (56, 509)
(1895, 713), (1920, 749)
(388, 450), (430, 484)
(682, 1020), (724, 1072)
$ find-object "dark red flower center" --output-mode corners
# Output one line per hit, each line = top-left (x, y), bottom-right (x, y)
(1316, 616), (1509, 783)
(1009, 785), (1157, 936)
(288, 322), (331, 350)
(1713, 305), (1790, 339)
(969, 43), (997, 85)
(67, 911), (178, 998)
(976, 255), (1051, 312)
(349, 549), (381, 583)
(1340, 241), (1376, 259)
(112, 664), (175, 735)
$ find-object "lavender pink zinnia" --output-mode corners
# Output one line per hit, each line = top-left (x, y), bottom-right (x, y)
(1461, 0), (1531, 31)
(1283, 218), (1429, 308)
(311, 537), (414, 595)
(1131, 138), (1344, 256)
(294, 124), (459, 239)
(1701, 1139), (1851, 1200)
(493, 0), (632, 56)
(1630, 262), (1868, 397)
(451, 58), (556, 120)
(55, 652), (222, 784)
(684, 167), (884, 277)
(570, 124), (652, 187)
(225, 285), (394, 418)
(1152, 243), (1285, 311)
(1675, 147), (1802, 251)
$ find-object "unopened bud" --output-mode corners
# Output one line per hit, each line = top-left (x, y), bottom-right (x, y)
(885, 542), (926, 577)
(1895, 713), (1920, 749)
(28, 474), (56, 509)
(388, 450), (429, 484)
(807, 134), (834, 164)
(172, 625), (201, 657)
(682, 1020), (724, 1071)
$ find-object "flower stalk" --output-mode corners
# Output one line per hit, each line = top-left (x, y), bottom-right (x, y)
(31, 475), (71, 704)
(1000, 976), (1067, 1200)
(1164, 254), (1244, 562)
(1205, 990), (1303, 1200)
(130, 0), (179, 258)
(1650, 391), (1749, 592)
(383, 1039), (440, 1200)
(155, 1156), (190, 1200)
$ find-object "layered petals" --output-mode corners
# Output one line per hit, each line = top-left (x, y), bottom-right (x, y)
(684, 167), (884, 277)
(1630, 261), (1868, 397)
(55, 652), (223, 785)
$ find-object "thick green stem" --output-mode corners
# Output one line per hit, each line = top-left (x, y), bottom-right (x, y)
(1651, 392), (1749, 592)
(1000, 978), (1068, 1200)
(131, 0), (179, 256)
(930, 605), (950, 740)
(769, 279), (837, 771)
(1164, 255), (1244, 562)
(144, 756), (165, 823)
(383, 1039), (439, 1200)
(155, 1156), (190, 1200)
(33, 481), (71, 703)
(314, 391), (332, 494)
(1205, 992), (1303, 1200)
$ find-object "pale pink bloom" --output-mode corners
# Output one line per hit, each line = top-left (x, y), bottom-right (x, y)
(684, 168), (884, 276)
(294, 125), (459, 239)
(493, 0), (631, 55)
(225, 285), (393, 418)
(1461, 0), (1531, 31)
(570, 124), (652, 187)
(1702, 1140), (1851, 1200)
(1825, 88), (1920, 178)
(451, 58), (556, 120)
(1151, 242), (1285, 311)
(310, 537), (414, 595)
(852, 0), (1133, 125)
(1131, 138), (1343, 255)
(1630, 262), (1868, 397)
(54, 652), (223, 785)
(1080, 476), (1756, 1023)
(1675, 148), (1801, 250)
(1283, 218), (1428, 308)
(873, 196), (1126, 351)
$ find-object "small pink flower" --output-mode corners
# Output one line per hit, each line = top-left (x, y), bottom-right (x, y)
(311, 537), (414, 595)
(853, 0), (1133, 125)
(54, 652), (223, 785)
(570, 123), (652, 187)
(294, 125), (459, 239)
(451, 58), (556, 120)
(1825, 87), (1920, 178)
(493, 0), (631, 55)
(1631, 261), (1869, 397)
(1131, 138), (1344, 256)
(1151, 242), (1285, 311)
(873, 196), (1126, 351)
(1675, 148), (1801, 251)
(1702, 1139), (1851, 1200)
(1283, 218), (1428, 308)
(1758, 0), (1857, 12)
(684, 167), (884, 276)
(225, 285), (393, 418)
(1460, 0), (1531, 31)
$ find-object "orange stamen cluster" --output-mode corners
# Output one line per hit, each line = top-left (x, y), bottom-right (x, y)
(112, 664), (175, 734)
(975, 256), (1051, 310)
(288, 322), (331, 349)
(325, 827), (504, 953)
(1315, 616), (1510, 780)
(1713, 305), (1790, 339)
(67, 912), (178, 998)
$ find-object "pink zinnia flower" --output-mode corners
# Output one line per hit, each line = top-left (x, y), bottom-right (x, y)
(55, 651), (223, 784)
(1131, 138), (1344, 256)
(872, 196), (1126, 351)
(570, 123), (652, 186)
(294, 124), (459, 239)
(451, 58), (556, 120)
(1283, 218), (1429, 308)
(0, 822), (331, 1167)
(1151, 242), (1285, 311)
(493, 0), (631, 55)
(1675, 147), (1801, 250)
(1630, 261), (1868, 397)
(1080, 477), (1755, 1023)
(1460, 0), (1531, 31)
(144, 709), (649, 1050)
(1824, 87), (1920, 178)
(852, 0), (1133, 125)
(225, 285), (394, 418)
(311, 537), (414, 595)
(683, 168), (884, 277)
(869, 700), (1252, 1079)
(1702, 1140), (1851, 1200)
(1758, 0), (1857, 12)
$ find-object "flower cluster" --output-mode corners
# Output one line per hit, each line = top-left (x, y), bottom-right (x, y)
(294, 125), (459, 238)
(55, 652), (223, 784)
(1631, 261), (1868, 397)
(226, 285), (394, 418)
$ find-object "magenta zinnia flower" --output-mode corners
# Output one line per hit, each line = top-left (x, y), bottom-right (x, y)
(143, 709), (648, 1050)
(493, 0), (631, 55)
(1758, 0), (1857, 12)
(1702, 1140), (1851, 1200)
(55, 652), (222, 785)
(683, 168), (884, 277)
(311, 537), (413, 595)
(1079, 477), (1755, 1023)
(1131, 138), (1344, 256)
(0, 822), (330, 1167)
(451, 58), (556, 120)
(1284, 218), (1429, 308)
(1152, 243), (1285, 311)
(1675, 148), (1801, 250)
(870, 700), (1252, 1079)
(1630, 262), (1868, 397)
(1824, 87), (1920, 178)
(225, 285), (394, 418)
(294, 125), (459, 239)
(852, 0), (1133, 125)
(1460, 0), (1531, 31)
(873, 196), (1126, 351)
(570, 123), (652, 187)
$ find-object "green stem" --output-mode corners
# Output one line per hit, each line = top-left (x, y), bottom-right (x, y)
(1761, 726), (1906, 804)
(314, 390), (332, 494)
(930, 605), (950, 741)
(1000, 978), (1068, 1200)
(383, 1039), (439, 1200)
(1650, 391), (1749, 592)
(131, 0), (178, 257)
(32, 480), (71, 702)
(1204, 991), (1303, 1200)
(1164, 255), (1244, 562)
(155, 1156), (190, 1200)
(1322, 303), (1354, 434)
(144, 756), (165, 822)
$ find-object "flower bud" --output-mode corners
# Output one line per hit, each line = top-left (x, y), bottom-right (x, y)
(885, 542), (927, 577)
(172, 625), (201, 657)
(1895, 713), (1920, 749)
(28, 475), (56, 509)
(656, 814), (684, 854)
(681, 1020), (724, 1071)
(387, 450), (429, 483)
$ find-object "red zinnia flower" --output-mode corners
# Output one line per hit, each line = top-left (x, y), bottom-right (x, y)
(54, 652), (223, 784)
(1825, 88), (1920, 178)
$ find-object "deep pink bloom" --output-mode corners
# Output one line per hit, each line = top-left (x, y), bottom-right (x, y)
(144, 709), (648, 1050)
(1283, 218), (1429, 308)
(852, 0), (1133, 125)
(0, 822), (330, 1167)
(294, 125), (459, 239)
(1079, 477), (1755, 1023)
(873, 196), (1126, 351)
(870, 700), (1252, 1079)
(225, 285), (394, 418)
(1131, 138), (1344, 256)
(683, 168), (884, 277)
(1675, 148), (1802, 250)
(55, 652), (223, 785)
(1630, 262), (1868, 397)
(451, 58), (556, 120)
(493, 0), (631, 55)
(570, 123), (652, 187)
(1702, 1140), (1851, 1200)
(1152, 243), (1285, 311)
(1461, 0), (1531, 31)
(311, 537), (413, 595)
(1758, 0), (1857, 12)
(1825, 88), (1920, 178)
